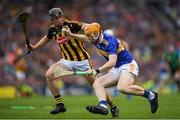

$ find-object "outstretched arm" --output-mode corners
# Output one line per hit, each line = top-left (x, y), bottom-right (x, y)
(29, 35), (51, 51)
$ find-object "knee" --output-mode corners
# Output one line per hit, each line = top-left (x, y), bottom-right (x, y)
(46, 70), (54, 81)
(117, 85), (127, 92)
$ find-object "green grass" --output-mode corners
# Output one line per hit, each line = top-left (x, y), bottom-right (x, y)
(0, 94), (180, 119)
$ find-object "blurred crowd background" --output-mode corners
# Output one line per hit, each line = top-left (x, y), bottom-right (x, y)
(0, 0), (180, 97)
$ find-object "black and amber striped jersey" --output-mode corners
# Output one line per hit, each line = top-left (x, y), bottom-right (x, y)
(47, 20), (90, 61)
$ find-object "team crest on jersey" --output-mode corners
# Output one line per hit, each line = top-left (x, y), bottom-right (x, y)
(102, 40), (109, 46)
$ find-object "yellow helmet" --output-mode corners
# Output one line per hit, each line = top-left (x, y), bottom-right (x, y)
(85, 23), (101, 40)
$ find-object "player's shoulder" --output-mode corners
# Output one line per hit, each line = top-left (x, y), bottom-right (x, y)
(47, 25), (61, 37)
(103, 32), (117, 42)
(103, 32), (111, 39)
(65, 20), (84, 32)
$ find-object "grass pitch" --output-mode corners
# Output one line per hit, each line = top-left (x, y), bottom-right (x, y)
(0, 94), (180, 119)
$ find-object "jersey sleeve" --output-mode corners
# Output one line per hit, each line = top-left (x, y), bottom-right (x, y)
(47, 27), (54, 39)
(68, 21), (83, 33)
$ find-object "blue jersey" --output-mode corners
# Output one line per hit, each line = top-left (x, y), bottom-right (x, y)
(96, 33), (133, 68)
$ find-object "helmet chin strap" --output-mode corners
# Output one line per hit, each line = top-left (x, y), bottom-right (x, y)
(98, 33), (103, 43)
(92, 32), (103, 45)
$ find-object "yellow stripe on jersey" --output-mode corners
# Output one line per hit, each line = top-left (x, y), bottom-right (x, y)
(56, 32), (60, 39)
(117, 39), (124, 53)
(117, 44), (124, 53)
(98, 44), (124, 57)
(77, 40), (90, 60)
(70, 38), (85, 60)
(56, 33), (69, 60)
(61, 32), (78, 61)
(59, 44), (71, 60)
(58, 45), (66, 59)
(98, 49), (109, 57)
(65, 43), (78, 61)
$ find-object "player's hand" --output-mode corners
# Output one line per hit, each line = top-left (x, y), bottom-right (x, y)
(86, 69), (97, 76)
(62, 26), (71, 36)
(27, 44), (35, 51)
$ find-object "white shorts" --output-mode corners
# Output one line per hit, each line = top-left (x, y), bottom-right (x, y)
(59, 59), (91, 71)
(109, 60), (139, 79)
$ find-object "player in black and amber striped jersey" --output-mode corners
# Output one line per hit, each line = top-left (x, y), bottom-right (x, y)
(28, 8), (119, 117)
(47, 20), (90, 61)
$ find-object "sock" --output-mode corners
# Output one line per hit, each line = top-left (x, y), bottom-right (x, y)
(143, 90), (150, 98)
(98, 99), (108, 109)
(108, 101), (117, 109)
(54, 95), (64, 106)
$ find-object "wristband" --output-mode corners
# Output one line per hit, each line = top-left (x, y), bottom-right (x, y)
(95, 69), (100, 73)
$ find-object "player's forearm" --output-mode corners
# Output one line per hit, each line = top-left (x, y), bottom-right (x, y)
(98, 61), (116, 72)
(69, 33), (89, 42)
(97, 54), (117, 72)
(33, 35), (51, 49)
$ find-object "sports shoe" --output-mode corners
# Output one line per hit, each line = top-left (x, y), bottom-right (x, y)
(50, 104), (66, 114)
(86, 105), (108, 115)
(149, 92), (158, 113)
(111, 107), (119, 118)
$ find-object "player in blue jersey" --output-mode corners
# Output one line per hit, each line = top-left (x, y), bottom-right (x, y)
(63, 23), (158, 116)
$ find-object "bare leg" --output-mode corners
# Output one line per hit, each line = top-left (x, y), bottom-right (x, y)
(117, 71), (147, 96)
(46, 62), (70, 96)
(46, 61), (70, 114)
(87, 70), (158, 114)
(85, 74), (117, 104)
(116, 70), (158, 113)
(86, 73), (119, 115)
(92, 73), (118, 101)
(85, 74), (119, 117)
